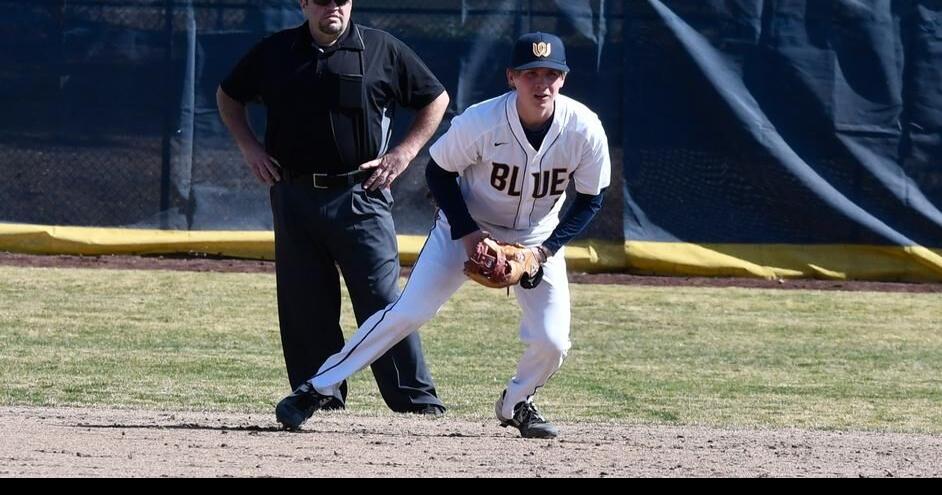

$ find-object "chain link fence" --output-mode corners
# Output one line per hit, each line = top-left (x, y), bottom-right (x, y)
(0, 0), (624, 240)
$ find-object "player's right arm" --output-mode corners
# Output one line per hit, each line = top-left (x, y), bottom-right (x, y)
(427, 110), (489, 256)
(425, 159), (484, 256)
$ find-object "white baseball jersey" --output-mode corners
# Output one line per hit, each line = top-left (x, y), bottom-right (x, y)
(429, 91), (611, 243)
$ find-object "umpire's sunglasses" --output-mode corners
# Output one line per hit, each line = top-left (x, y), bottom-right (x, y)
(311, 0), (350, 6)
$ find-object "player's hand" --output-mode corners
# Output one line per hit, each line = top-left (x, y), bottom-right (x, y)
(360, 148), (413, 191)
(239, 140), (281, 185)
(530, 245), (551, 264)
(461, 230), (489, 258)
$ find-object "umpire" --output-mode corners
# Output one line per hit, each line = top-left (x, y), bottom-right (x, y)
(216, 0), (448, 415)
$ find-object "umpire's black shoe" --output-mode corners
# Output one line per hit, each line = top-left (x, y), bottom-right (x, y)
(275, 382), (340, 431)
(495, 391), (559, 439)
(410, 404), (446, 417)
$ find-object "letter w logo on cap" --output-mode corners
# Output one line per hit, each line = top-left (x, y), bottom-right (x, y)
(532, 42), (552, 58)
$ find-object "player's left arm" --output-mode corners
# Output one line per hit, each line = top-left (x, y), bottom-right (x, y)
(540, 189), (607, 256)
(539, 116), (612, 256)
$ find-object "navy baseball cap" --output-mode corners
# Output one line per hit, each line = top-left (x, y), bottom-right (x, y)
(510, 32), (570, 72)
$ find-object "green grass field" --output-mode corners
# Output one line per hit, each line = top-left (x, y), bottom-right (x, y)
(1, 266), (940, 432)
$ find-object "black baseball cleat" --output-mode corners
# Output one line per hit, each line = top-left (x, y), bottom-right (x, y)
(275, 382), (340, 431)
(495, 390), (559, 439)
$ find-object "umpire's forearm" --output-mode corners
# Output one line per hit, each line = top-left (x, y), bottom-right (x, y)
(391, 91), (450, 161)
(216, 87), (261, 151)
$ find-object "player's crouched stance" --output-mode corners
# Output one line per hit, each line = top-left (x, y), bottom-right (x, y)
(276, 32), (611, 439)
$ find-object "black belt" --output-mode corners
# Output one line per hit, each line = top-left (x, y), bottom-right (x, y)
(284, 169), (369, 189)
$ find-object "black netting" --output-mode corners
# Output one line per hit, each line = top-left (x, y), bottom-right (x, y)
(0, 0), (623, 239)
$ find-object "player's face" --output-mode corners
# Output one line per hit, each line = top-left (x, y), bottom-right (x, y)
(301, 0), (352, 39)
(508, 67), (567, 113)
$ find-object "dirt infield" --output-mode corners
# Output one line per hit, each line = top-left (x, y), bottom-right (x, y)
(2, 252), (941, 293)
(2, 406), (940, 477)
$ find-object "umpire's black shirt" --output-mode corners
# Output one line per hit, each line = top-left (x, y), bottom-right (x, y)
(221, 22), (444, 175)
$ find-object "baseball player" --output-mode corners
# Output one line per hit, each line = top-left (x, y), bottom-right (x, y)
(276, 32), (611, 439)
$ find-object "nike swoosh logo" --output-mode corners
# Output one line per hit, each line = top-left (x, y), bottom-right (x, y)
(494, 142), (507, 147)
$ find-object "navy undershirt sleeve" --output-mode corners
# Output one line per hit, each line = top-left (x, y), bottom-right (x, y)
(425, 158), (479, 240)
(542, 189), (607, 254)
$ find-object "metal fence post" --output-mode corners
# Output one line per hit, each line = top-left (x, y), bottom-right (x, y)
(159, 0), (174, 229)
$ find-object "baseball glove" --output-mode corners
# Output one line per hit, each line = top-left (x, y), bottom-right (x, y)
(463, 236), (544, 289)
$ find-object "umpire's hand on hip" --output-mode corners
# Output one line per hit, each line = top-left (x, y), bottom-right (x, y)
(360, 147), (414, 191)
(240, 140), (282, 186)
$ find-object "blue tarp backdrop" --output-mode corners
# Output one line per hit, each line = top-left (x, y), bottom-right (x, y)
(625, 0), (941, 247)
(1, 1), (940, 275)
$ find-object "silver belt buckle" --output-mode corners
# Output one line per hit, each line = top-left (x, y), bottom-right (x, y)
(311, 173), (328, 189)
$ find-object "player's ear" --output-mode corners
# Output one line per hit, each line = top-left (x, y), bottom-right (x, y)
(506, 68), (516, 90)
